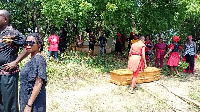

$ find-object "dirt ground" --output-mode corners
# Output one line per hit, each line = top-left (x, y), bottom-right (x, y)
(46, 63), (200, 112)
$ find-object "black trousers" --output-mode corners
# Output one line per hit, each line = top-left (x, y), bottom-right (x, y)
(0, 73), (19, 112)
(185, 54), (195, 72)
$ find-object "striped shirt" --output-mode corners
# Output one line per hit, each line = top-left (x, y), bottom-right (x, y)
(184, 42), (195, 56)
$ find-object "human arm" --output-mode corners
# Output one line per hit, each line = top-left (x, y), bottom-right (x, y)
(142, 46), (147, 68)
(154, 44), (157, 55)
(24, 77), (43, 112)
(3, 48), (29, 71)
(164, 49), (172, 59)
(149, 41), (154, 52)
(194, 42), (196, 54)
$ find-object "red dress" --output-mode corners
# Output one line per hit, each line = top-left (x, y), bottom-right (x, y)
(167, 43), (182, 66)
(128, 41), (145, 77)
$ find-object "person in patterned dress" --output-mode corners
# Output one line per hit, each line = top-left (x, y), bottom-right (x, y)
(183, 36), (196, 74)
(20, 33), (47, 112)
(145, 35), (154, 66)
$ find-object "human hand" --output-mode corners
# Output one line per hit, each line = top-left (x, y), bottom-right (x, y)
(144, 63), (147, 68)
(2, 61), (18, 72)
(2, 34), (14, 45)
(24, 105), (32, 112)
(148, 50), (152, 53)
(164, 55), (167, 59)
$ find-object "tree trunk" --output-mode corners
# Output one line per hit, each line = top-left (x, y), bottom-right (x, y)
(131, 14), (136, 34)
(31, 0), (44, 37)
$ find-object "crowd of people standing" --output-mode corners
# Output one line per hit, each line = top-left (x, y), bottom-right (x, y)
(127, 32), (198, 93)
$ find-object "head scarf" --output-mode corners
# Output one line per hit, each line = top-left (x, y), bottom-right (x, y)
(173, 36), (179, 42)
(187, 36), (192, 41)
(130, 32), (134, 36)
(117, 33), (121, 37)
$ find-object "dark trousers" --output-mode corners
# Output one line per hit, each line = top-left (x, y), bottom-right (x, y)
(100, 44), (106, 56)
(0, 73), (19, 112)
(47, 51), (59, 61)
(185, 54), (195, 72)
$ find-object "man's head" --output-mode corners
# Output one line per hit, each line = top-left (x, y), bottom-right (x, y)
(50, 30), (55, 35)
(0, 10), (10, 28)
(100, 32), (104, 36)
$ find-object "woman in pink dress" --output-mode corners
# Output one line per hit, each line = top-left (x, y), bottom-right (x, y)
(155, 38), (166, 68)
(128, 36), (147, 93)
(164, 36), (182, 77)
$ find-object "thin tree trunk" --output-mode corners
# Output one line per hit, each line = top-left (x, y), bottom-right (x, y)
(131, 14), (136, 34)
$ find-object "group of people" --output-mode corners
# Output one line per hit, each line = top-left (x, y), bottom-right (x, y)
(127, 32), (197, 93)
(0, 10), (46, 112)
(75, 31), (107, 57)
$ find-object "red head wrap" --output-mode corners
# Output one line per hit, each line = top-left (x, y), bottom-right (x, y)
(187, 36), (192, 41)
(173, 36), (179, 42)
(117, 33), (121, 37)
(130, 32), (133, 35)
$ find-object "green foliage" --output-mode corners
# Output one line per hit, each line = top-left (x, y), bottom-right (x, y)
(189, 87), (200, 103)
(1, 0), (200, 44)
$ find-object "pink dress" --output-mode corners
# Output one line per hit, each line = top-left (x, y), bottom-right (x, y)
(128, 41), (145, 77)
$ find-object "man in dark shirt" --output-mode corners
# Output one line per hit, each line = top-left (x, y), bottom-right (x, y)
(0, 10), (29, 112)
(98, 32), (107, 56)
(89, 32), (96, 57)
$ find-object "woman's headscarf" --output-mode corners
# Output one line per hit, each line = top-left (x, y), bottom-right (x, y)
(187, 36), (192, 41)
(173, 36), (179, 42)
(117, 33), (121, 37)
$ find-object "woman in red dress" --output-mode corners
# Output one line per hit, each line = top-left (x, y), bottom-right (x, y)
(128, 36), (147, 93)
(164, 36), (182, 77)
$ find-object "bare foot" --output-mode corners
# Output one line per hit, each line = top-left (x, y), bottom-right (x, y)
(129, 89), (134, 94)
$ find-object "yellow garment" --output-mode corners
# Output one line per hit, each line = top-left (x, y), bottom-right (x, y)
(131, 39), (139, 44)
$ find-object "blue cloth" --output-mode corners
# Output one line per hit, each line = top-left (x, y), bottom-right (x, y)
(20, 55), (47, 112)
(47, 51), (59, 61)
(100, 45), (106, 56)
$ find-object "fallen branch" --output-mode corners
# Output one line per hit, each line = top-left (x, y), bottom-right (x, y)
(154, 81), (200, 108)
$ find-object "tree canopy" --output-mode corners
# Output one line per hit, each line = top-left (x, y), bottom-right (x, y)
(1, 0), (200, 43)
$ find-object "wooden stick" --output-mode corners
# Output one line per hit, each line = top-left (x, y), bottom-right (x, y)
(154, 81), (200, 108)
